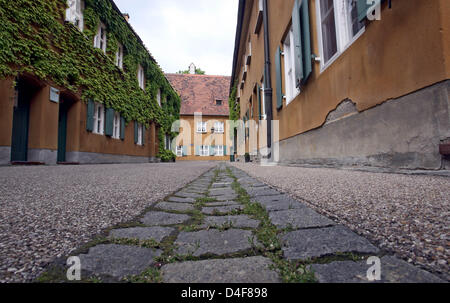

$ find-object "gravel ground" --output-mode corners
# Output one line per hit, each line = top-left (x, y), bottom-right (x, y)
(231, 163), (450, 281)
(0, 162), (217, 283)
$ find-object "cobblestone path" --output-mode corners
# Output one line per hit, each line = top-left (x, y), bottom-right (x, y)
(38, 164), (443, 283)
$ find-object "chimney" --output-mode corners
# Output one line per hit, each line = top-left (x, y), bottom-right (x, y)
(189, 63), (196, 75)
(123, 13), (130, 22)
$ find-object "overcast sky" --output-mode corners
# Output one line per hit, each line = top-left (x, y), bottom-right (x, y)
(113, 0), (238, 76)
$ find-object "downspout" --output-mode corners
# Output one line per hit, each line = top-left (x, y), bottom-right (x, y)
(263, 0), (273, 160)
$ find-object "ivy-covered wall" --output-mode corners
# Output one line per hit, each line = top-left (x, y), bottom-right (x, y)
(0, 0), (179, 159)
(228, 85), (239, 121)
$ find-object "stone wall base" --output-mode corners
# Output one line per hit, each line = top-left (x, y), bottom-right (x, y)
(277, 81), (450, 170)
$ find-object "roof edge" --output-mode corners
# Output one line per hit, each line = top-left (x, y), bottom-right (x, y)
(230, 0), (246, 94)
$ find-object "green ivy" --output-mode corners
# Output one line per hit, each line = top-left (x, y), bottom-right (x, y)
(228, 84), (239, 121)
(0, 0), (180, 143)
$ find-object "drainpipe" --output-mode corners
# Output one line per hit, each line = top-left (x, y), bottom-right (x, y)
(263, 0), (273, 161)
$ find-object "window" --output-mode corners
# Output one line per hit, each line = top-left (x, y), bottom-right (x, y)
(66, 0), (84, 31)
(216, 99), (222, 106)
(165, 134), (172, 150)
(214, 122), (224, 134)
(176, 146), (183, 157)
(157, 89), (161, 107)
(283, 26), (301, 105)
(200, 145), (209, 157)
(215, 145), (224, 156)
(93, 103), (105, 135)
(94, 23), (107, 53)
(197, 122), (207, 133)
(137, 65), (145, 90)
(115, 44), (123, 69)
(136, 123), (143, 145)
(112, 112), (120, 139)
(254, 0), (264, 34)
(317, 0), (365, 69)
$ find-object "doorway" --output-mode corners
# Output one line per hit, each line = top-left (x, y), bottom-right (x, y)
(10, 78), (37, 162)
(57, 96), (75, 163)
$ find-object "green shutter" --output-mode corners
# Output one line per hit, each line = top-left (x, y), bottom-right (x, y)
(134, 121), (138, 144)
(224, 145), (227, 156)
(182, 146), (187, 156)
(105, 108), (114, 136)
(120, 116), (125, 140)
(292, 0), (304, 88)
(300, 0), (312, 85)
(257, 84), (262, 120)
(195, 146), (200, 156)
(275, 46), (283, 110)
(86, 99), (94, 132)
(142, 126), (146, 146)
(210, 146), (215, 156)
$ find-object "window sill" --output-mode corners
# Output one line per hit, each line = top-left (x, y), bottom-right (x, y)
(285, 90), (301, 107)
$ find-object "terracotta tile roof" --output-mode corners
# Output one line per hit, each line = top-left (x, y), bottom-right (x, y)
(165, 73), (230, 116)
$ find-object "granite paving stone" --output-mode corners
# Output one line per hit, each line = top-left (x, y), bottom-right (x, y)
(253, 194), (308, 212)
(201, 215), (260, 229)
(78, 244), (162, 279)
(174, 191), (205, 199)
(202, 205), (244, 215)
(247, 187), (282, 197)
(281, 226), (380, 260)
(109, 227), (174, 242)
(204, 201), (240, 207)
(215, 194), (239, 201)
(154, 202), (195, 212)
(211, 182), (232, 188)
(161, 256), (280, 283)
(269, 208), (335, 229)
(209, 188), (237, 196)
(166, 196), (196, 203)
(311, 256), (444, 283)
(175, 229), (259, 256)
(140, 211), (191, 226)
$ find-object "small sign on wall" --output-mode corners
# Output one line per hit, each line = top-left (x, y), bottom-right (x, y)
(50, 87), (60, 103)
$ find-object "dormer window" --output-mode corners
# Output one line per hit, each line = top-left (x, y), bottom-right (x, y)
(94, 23), (107, 53)
(66, 0), (84, 31)
(137, 65), (145, 90)
(115, 43), (123, 69)
(216, 99), (222, 106)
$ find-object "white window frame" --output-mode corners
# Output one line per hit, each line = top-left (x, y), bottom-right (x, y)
(215, 145), (224, 156)
(197, 122), (207, 133)
(112, 112), (120, 139)
(165, 134), (172, 150)
(200, 145), (210, 157)
(214, 122), (224, 134)
(157, 89), (161, 107)
(137, 123), (143, 146)
(66, 0), (84, 31)
(176, 146), (183, 157)
(137, 65), (145, 90)
(115, 43), (123, 69)
(93, 102), (105, 135)
(283, 26), (301, 106)
(316, 0), (365, 73)
(94, 22), (107, 53)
